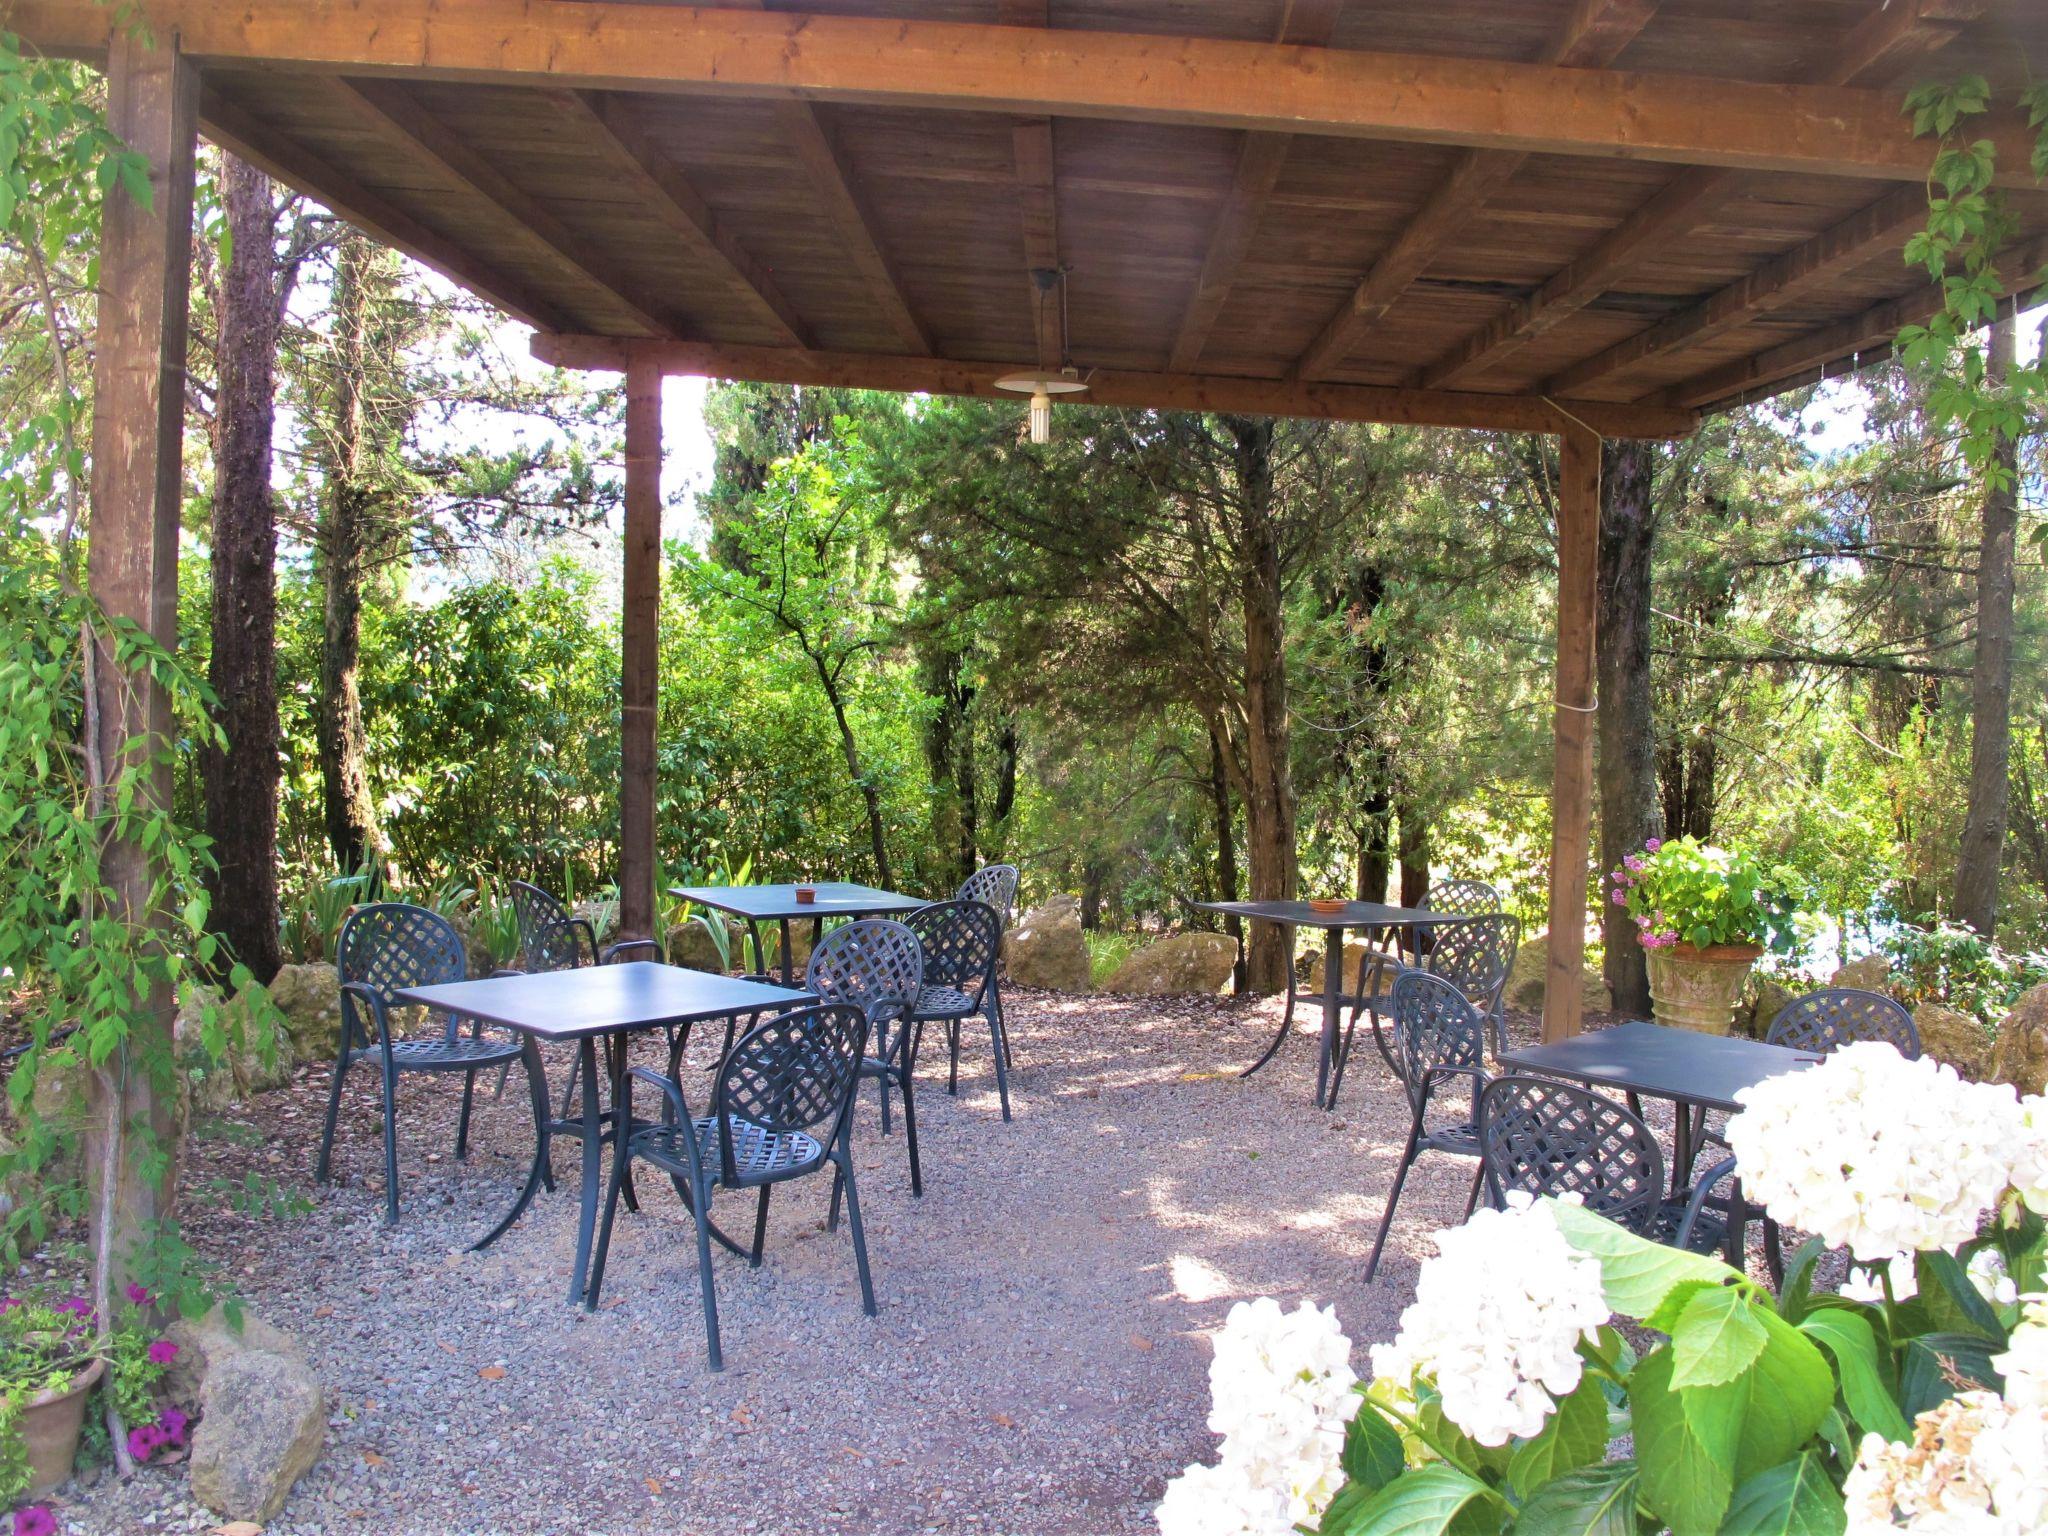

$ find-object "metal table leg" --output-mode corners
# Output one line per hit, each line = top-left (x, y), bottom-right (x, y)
(1239, 922), (1297, 1079)
(471, 1034), (552, 1253)
(567, 1035), (603, 1306)
(1316, 927), (1341, 1108)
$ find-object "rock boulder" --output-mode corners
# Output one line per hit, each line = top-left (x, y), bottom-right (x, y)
(1914, 1002), (1994, 1079)
(666, 916), (743, 974)
(1831, 953), (1893, 992)
(1103, 932), (1237, 996)
(162, 1302), (308, 1407)
(189, 1348), (325, 1524)
(1990, 982), (2048, 1096)
(1305, 939), (1399, 996)
(1736, 977), (1801, 1041)
(177, 987), (295, 1115)
(1505, 931), (1610, 1014)
(268, 963), (343, 1065)
(1003, 895), (1092, 993)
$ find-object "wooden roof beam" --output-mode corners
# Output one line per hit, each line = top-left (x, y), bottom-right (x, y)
(14, 1), (2038, 188)
(1002, 1), (1063, 372)
(530, 332), (1699, 439)
(1414, 0), (1980, 391)
(1541, 184), (1931, 396)
(1290, 0), (1658, 382)
(198, 89), (568, 332)
(330, 78), (681, 337)
(548, 90), (814, 349)
(1166, 0), (1347, 373)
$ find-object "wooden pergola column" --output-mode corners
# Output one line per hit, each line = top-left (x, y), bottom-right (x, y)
(1543, 422), (1602, 1041)
(618, 356), (663, 940)
(85, 27), (198, 1285)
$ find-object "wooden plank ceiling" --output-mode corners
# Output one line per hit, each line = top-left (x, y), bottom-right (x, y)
(24, 0), (2048, 433)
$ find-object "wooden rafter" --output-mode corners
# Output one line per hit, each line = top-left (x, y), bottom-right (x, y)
(199, 90), (569, 332)
(15, 1), (2040, 188)
(1165, 0), (1346, 373)
(1542, 185), (1931, 396)
(549, 90), (814, 349)
(330, 78), (681, 337)
(1414, 0), (1979, 391)
(530, 333), (1699, 439)
(1290, 0), (1658, 382)
(1002, 0), (1063, 371)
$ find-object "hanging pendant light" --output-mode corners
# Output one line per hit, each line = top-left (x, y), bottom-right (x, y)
(995, 266), (1087, 442)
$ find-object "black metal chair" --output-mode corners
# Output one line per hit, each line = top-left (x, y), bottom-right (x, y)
(1362, 971), (1493, 1281)
(1477, 1074), (1740, 1260)
(1338, 911), (1519, 1101)
(1766, 987), (1920, 1058)
(803, 919), (927, 1198)
(316, 902), (547, 1224)
(585, 1001), (874, 1370)
(502, 881), (664, 1111)
(906, 899), (1010, 1121)
(1423, 878), (1504, 918)
(957, 864), (1020, 1064)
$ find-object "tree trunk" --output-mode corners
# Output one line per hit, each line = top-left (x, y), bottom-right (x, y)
(202, 154), (284, 984)
(918, 635), (966, 887)
(315, 232), (390, 874)
(1396, 802), (1430, 909)
(1953, 313), (2020, 937)
(1229, 418), (1299, 992)
(811, 651), (893, 889)
(1658, 734), (1718, 842)
(985, 718), (1020, 864)
(1080, 860), (1105, 930)
(1356, 797), (1391, 903)
(1596, 438), (1660, 1015)
(1209, 725), (1246, 994)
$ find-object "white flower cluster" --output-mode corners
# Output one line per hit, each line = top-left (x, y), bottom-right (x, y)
(1155, 1298), (1361, 1536)
(1369, 1194), (1609, 1447)
(1726, 1043), (2037, 1261)
(1845, 1389), (2048, 1535)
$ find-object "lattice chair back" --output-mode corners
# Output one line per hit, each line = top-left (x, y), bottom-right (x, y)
(904, 900), (1000, 1000)
(804, 919), (925, 1023)
(1425, 913), (1519, 1006)
(335, 903), (467, 1049)
(1389, 970), (1488, 1117)
(713, 1002), (869, 1181)
(1478, 1075), (1664, 1233)
(1765, 987), (1920, 1059)
(956, 865), (1020, 927)
(1422, 878), (1503, 918)
(509, 881), (584, 972)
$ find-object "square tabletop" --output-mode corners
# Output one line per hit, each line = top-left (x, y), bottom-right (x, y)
(1498, 1020), (1821, 1114)
(671, 881), (927, 922)
(395, 962), (811, 1042)
(1187, 898), (1466, 931)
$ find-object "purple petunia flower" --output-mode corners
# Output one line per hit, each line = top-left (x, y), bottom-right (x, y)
(126, 1424), (165, 1461)
(55, 1297), (93, 1319)
(158, 1407), (189, 1444)
(124, 1282), (152, 1307)
(13, 1506), (56, 1536)
(146, 1339), (178, 1366)
(0, 1298), (20, 1312)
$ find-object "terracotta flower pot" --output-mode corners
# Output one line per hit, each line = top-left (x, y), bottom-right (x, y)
(19, 1356), (102, 1498)
(1644, 943), (1763, 1035)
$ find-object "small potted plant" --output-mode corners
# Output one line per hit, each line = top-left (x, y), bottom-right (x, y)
(1, 1286), (185, 1506)
(1608, 835), (1801, 1033)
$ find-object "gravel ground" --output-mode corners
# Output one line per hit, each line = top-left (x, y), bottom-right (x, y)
(50, 991), (1790, 1536)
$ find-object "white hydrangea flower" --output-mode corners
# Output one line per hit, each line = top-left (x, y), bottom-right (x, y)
(1993, 1302), (2048, 1413)
(1967, 1249), (2018, 1309)
(1156, 1298), (1361, 1536)
(1843, 1254), (1919, 1306)
(1369, 1194), (1609, 1447)
(2008, 1098), (2048, 1218)
(1846, 1390), (2048, 1535)
(1727, 1042), (2022, 1261)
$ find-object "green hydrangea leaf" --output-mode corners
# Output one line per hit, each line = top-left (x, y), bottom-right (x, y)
(1720, 1454), (1848, 1536)
(1550, 1197), (1741, 1320)
(1511, 1462), (1641, 1536)
(1671, 1285), (1770, 1389)
(1508, 1371), (1612, 1499)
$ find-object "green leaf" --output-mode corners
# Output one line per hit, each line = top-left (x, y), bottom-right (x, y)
(1914, 1250), (2003, 1341)
(1508, 1372), (1611, 1498)
(1511, 1462), (1640, 1536)
(1671, 1286), (1769, 1389)
(1334, 1464), (1505, 1536)
(1321, 1481), (1377, 1535)
(1550, 1198), (1740, 1320)
(1720, 1455), (1848, 1536)
(1732, 1308), (1837, 1482)
(1900, 1332), (2005, 1417)
(1342, 1403), (1407, 1494)
(1774, 1237), (1827, 1327)
(1630, 1345), (1738, 1536)
(1800, 1309), (1911, 1444)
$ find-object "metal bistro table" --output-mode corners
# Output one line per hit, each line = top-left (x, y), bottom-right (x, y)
(671, 881), (926, 985)
(397, 962), (810, 1305)
(1499, 1020), (1820, 1200)
(1190, 899), (1470, 1109)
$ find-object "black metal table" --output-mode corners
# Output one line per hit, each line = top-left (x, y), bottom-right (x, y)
(1189, 898), (1470, 1108)
(670, 881), (926, 984)
(397, 963), (810, 1305)
(1499, 1020), (1820, 1195)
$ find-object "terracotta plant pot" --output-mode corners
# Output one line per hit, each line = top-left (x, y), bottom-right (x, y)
(794, 885), (816, 904)
(19, 1356), (102, 1498)
(1644, 943), (1763, 1035)
(1308, 898), (1347, 915)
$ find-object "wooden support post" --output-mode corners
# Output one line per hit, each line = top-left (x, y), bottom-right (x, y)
(618, 356), (663, 941)
(1544, 422), (1601, 1042)
(85, 27), (198, 1287)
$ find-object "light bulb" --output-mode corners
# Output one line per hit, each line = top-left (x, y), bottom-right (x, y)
(1028, 389), (1051, 444)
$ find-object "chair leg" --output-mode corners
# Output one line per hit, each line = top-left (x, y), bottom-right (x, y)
(456, 1068), (479, 1160)
(1460, 1157), (1487, 1219)
(899, 1066), (923, 1198)
(947, 1020), (960, 1095)
(315, 1053), (350, 1185)
(837, 1151), (877, 1317)
(996, 984), (1014, 1068)
(584, 1132), (631, 1311)
(491, 1059), (513, 1103)
(694, 1181), (725, 1372)
(986, 1005), (1011, 1122)
(559, 1048), (582, 1123)
(828, 1164), (845, 1233)
(874, 1026), (895, 1135)
(378, 1055), (402, 1225)
(1362, 1119), (1424, 1284)
(750, 1185), (772, 1268)
(1327, 1013), (1361, 1110)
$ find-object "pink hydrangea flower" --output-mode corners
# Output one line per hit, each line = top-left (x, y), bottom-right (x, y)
(1623, 854), (1644, 873)
(1610, 890), (1626, 905)
(1644, 838), (1662, 852)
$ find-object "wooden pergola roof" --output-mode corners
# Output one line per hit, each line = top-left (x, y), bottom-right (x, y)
(20, 0), (2048, 440)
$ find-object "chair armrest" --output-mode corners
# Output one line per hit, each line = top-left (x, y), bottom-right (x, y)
(338, 982), (391, 1054)
(1675, 1154), (1743, 1252)
(628, 1064), (688, 1126)
(602, 936), (663, 965)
